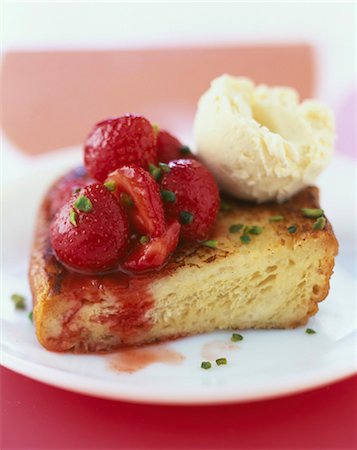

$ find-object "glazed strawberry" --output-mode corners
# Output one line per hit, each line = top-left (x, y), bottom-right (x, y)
(105, 165), (165, 238)
(48, 167), (92, 217)
(84, 115), (158, 182)
(160, 159), (220, 241)
(123, 219), (180, 273)
(157, 130), (194, 163)
(50, 184), (129, 272)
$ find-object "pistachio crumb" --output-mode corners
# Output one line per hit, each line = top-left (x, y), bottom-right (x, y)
(269, 215), (284, 222)
(313, 217), (326, 230)
(11, 293), (26, 310)
(229, 224), (244, 233)
(301, 208), (324, 218)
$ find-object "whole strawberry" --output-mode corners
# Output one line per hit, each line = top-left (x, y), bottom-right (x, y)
(160, 159), (220, 241)
(84, 115), (158, 182)
(50, 184), (129, 272)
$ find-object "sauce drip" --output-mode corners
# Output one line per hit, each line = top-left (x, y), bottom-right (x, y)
(109, 344), (184, 373)
(201, 340), (239, 360)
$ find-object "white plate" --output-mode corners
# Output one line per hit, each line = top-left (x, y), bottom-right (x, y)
(1, 152), (357, 404)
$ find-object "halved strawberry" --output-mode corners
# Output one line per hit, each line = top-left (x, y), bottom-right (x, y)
(105, 165), (165, 238)
(123, 219), (180, 273)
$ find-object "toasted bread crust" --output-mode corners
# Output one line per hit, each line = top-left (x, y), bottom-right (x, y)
(30, 169), (338, 352)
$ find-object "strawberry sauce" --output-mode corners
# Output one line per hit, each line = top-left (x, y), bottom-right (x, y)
(109, 344), (184, 373)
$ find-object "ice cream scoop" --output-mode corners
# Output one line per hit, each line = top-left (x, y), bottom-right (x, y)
(194, 75), (335, 202)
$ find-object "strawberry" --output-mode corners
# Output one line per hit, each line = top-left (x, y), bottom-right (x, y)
(123, 219), (180, 273)
(50, 184), (129, 272)
(105, 165), (165, 238)
(48, 167), (92, 217)
(84, 115), (158, 182)
(160, 159), (220, 241)
(157, 130), (194, 163)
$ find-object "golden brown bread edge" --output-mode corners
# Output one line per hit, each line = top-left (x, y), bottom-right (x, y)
(30, 176), (338, 353)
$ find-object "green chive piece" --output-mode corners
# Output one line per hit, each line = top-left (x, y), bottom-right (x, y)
(149, 163), (162, 181)
(158, 162), (171, 173)
(73, 187), (81, 194)
(306, 328), (316, 334)
(220, 200), (232, 212)
(201, 361), (212, 370)
(11, 293), (26, 310)
(180, 210), (194, 225)
(287, 225), (297, 234)
(313, 217), (326, 230)
(69, 209), (78, 227)
(104, 180), (116, 192)
(74, 195), (93, 213)
(160, 189), (176, 203)
(231, 333), (243, 342)
(301, 208), (324, 219)
(229, 224), (244, 233)
(240, 234), (251, 244)
(28, 311), (33, 322)
(249, 225), (263, 235)
(180, 145), (192, 156)
(139, 235), (150, 245)
(269, 215), (284, 222)
(120, 192), (134, 207)
(202, 240), (218, 249)
(152, 123), (160, 135)
(216, 358), (227, 366)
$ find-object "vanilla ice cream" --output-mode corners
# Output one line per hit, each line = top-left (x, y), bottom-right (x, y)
(194, 75), (335, 202)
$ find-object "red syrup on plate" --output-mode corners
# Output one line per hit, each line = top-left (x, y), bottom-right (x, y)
(109, 344), (184, 373)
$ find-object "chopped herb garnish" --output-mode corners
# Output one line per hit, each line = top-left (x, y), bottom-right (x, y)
(149, 163), (162, 181)
(231, 333), (243, 342)
(202, 240), (218, 249)
(313, 217), (326, 230)
(158, 162), (171, 173)
(160, 189), (176, 203)
(306, 328), (316, 334)
(301, 208), (324, 218)
(152, 123), (160, 135)
(220, 200), (232, 212)
(201, 361), (212, 370)
(120, 192), (134, 207)
(73, 187), (81, 194)
(104, 180), (116, 192)
(243, 225), (253, 235)
(69, 209), (78, 227)
(180, 210), (194, 225)
(28, 311), (33, 322)
(287, 225), (297, 234)
(139, 235), (150, 245)
(11, 293), (26, 310)
(180, 145), (192, 156)
(240, 234), (251, 244)
(74, 195), (93, 213)
(229, 224), (244, 233)
(216, 357), (227, 366)
(269, 215), (284, 222)
(249, 225), (263, 235)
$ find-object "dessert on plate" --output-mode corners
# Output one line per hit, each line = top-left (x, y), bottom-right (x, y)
(30, 76), (338, 352)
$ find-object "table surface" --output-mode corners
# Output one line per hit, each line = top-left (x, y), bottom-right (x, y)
(1, 367), (356, 450)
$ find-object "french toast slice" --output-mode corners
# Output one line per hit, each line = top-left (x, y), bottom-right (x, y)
(30, 169), (338, 352)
